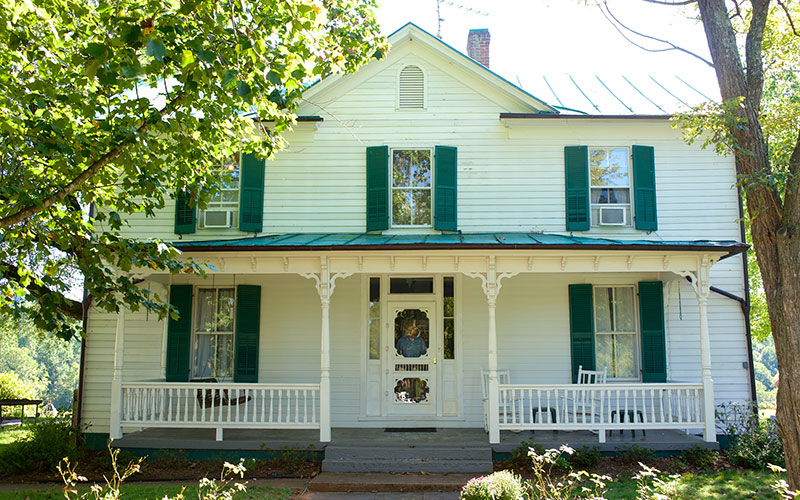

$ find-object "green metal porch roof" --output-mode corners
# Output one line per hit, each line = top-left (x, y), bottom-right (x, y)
(175, 233), (747, 259)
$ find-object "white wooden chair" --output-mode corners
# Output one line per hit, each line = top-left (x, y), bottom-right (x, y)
(569, 365), (607, 427)
(480, 368), (513, 431)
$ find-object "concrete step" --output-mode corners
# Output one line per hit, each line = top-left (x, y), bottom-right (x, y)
(324, 445), (491, 461)
(308, 472), (477, 492)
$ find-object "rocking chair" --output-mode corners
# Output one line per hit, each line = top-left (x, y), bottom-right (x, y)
(193, 378), (251, 408)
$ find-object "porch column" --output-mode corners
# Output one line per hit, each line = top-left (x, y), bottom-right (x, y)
(109, 307), (125, 440)
(692, 256), (716, 442)
(468, 256), (516, 445)
(303, 257), (351, 444)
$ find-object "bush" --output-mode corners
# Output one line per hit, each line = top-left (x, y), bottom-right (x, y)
(728, 418), (784, 469)
(681, 445), (719, 469)
(568, 446), (601, 469)
(460, 470), (526, 500)
(0, 418), (79, 475)
(617, 445), (654, 464)
(0, 372), (38, 417)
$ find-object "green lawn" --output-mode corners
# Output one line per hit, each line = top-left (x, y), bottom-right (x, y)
(0, 427), (30, 446)
(602, 470), (782, 499)
(0, 484), (291, 500)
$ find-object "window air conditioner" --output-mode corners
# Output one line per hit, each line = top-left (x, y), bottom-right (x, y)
(599, 206), (626, 226)
(204, 210), (233, 228)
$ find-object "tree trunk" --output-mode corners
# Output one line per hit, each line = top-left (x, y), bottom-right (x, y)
(697, 0), (800, 488)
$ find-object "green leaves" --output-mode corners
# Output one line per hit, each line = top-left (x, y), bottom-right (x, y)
(0, 0), (388, 340)
(145, 38), (166, 62)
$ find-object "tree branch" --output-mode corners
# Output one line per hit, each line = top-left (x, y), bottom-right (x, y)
(776, 0), (800, 37)
(745, 0), (770, 110)
(641, 0), (697, 5)
(599, 0), (715, 68)
(0, 262), (83, 320)
(0, 92), (187, 230)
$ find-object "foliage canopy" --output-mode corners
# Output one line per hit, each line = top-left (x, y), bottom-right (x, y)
(0, 0), (387, 339)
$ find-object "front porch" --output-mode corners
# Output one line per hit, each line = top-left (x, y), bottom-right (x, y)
(104, 235), (748, 448)
(113, 427), (717, 454)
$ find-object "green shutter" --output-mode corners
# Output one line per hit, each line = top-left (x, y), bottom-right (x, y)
(366, 146), (389, 231)
(639, 281), (667, 382)
(568, 283), (595, 383)
(565, 146), (590, 231)
(633, 145), (658, 231)
(174, 191), (196, 234)
(166, 285), (193, 382)
(434, 145), (457, 231)
(239, 153), (265, 232)
(234, 284), (261, 383)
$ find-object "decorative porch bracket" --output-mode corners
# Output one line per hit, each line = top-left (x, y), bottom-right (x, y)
(465, 256), (519, 444)
(677, 254), (716, 442)
(301, 256), (353, 443)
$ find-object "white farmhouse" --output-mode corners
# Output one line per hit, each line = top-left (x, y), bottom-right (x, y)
(79, 23), (754, 472)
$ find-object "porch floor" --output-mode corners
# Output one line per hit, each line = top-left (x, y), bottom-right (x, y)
(113, 427), (716, 453)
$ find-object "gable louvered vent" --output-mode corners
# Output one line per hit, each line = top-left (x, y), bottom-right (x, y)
(399, 65), (425, 109)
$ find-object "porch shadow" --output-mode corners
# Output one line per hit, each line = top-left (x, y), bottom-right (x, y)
(113, 427), (716, 454)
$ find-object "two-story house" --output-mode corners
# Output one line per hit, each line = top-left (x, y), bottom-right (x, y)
(79, 23), (753, 471)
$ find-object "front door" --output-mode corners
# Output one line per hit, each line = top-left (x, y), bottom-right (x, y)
(387, 301), (437, 416)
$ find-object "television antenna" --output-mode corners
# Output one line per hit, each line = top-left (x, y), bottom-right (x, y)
(435, 0), (489, 38)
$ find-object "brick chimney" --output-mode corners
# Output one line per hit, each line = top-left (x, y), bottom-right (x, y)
(466, 29), (490, 68)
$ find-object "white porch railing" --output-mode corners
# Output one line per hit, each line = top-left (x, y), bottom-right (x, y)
(120, 382), (320, 430)
(497, 383), (704, 441)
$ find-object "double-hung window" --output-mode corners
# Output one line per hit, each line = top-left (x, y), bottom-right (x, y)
(594, 286), (638, 379)
(391, 149), (432, 227)
(193, 288), (235, 379)
(199, 155), (241, 229)
(589, 147), (632, 226)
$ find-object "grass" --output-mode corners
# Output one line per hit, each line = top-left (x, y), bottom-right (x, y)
(603, 470), (781, 499)
(0, 427), (30, 446)
(0, 484), (292, 500)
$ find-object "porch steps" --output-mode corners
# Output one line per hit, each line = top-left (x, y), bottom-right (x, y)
(321, 445), (492, 474)
(309, 472), (475, 492)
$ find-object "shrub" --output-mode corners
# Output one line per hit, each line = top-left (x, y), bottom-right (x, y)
(681, 445), (719, 469)
(460, 471), (526, 500)
(568, 446), (601, 469)
(617, 445), (654, 464)
(0, 418), (79, 475)
(0, 372), (38, 417)
(728, 418), (785, 469)
(528, 445), (609, 500)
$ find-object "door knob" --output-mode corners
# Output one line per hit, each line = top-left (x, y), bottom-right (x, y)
(433, 357), (437, 364)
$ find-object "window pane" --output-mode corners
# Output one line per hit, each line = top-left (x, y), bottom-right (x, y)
(369, 277), (380, 303)
(591, 188), (630, 204)
(590, 148), (629, 187)
(412, 189), (431, 225)
(444, 318), (454, 360)
(596, 334), (636, 378)
(395, 309), (429, 358)
(393, 150), (431, 188)
(594, 287), (613, 332)
(217, 289), (235, 332)
(196, 289), (216, 332)
(392, 189), (412, 225)
(369, 318), (381, 360)
(390, 278), (434, 294)
(194, 334), (234, 379)
(614, 287), (635, 332)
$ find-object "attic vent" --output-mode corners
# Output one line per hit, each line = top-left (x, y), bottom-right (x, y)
(399, 65), (425, 109)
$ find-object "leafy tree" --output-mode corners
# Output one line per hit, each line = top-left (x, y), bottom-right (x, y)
(596, 0), (800, 487)
(0, 0), (387, 340)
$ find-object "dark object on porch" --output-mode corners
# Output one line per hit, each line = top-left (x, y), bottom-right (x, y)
(0, 399), (42, 429)
(384, 427), (437, 432)
(192, 379), (251, 408)
(611, 409), (646, 437)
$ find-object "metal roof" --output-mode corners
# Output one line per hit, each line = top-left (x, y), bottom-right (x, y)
(175, 232), (746, 258)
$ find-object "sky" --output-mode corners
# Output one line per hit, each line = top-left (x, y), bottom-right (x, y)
(373, 0), (721, 114)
